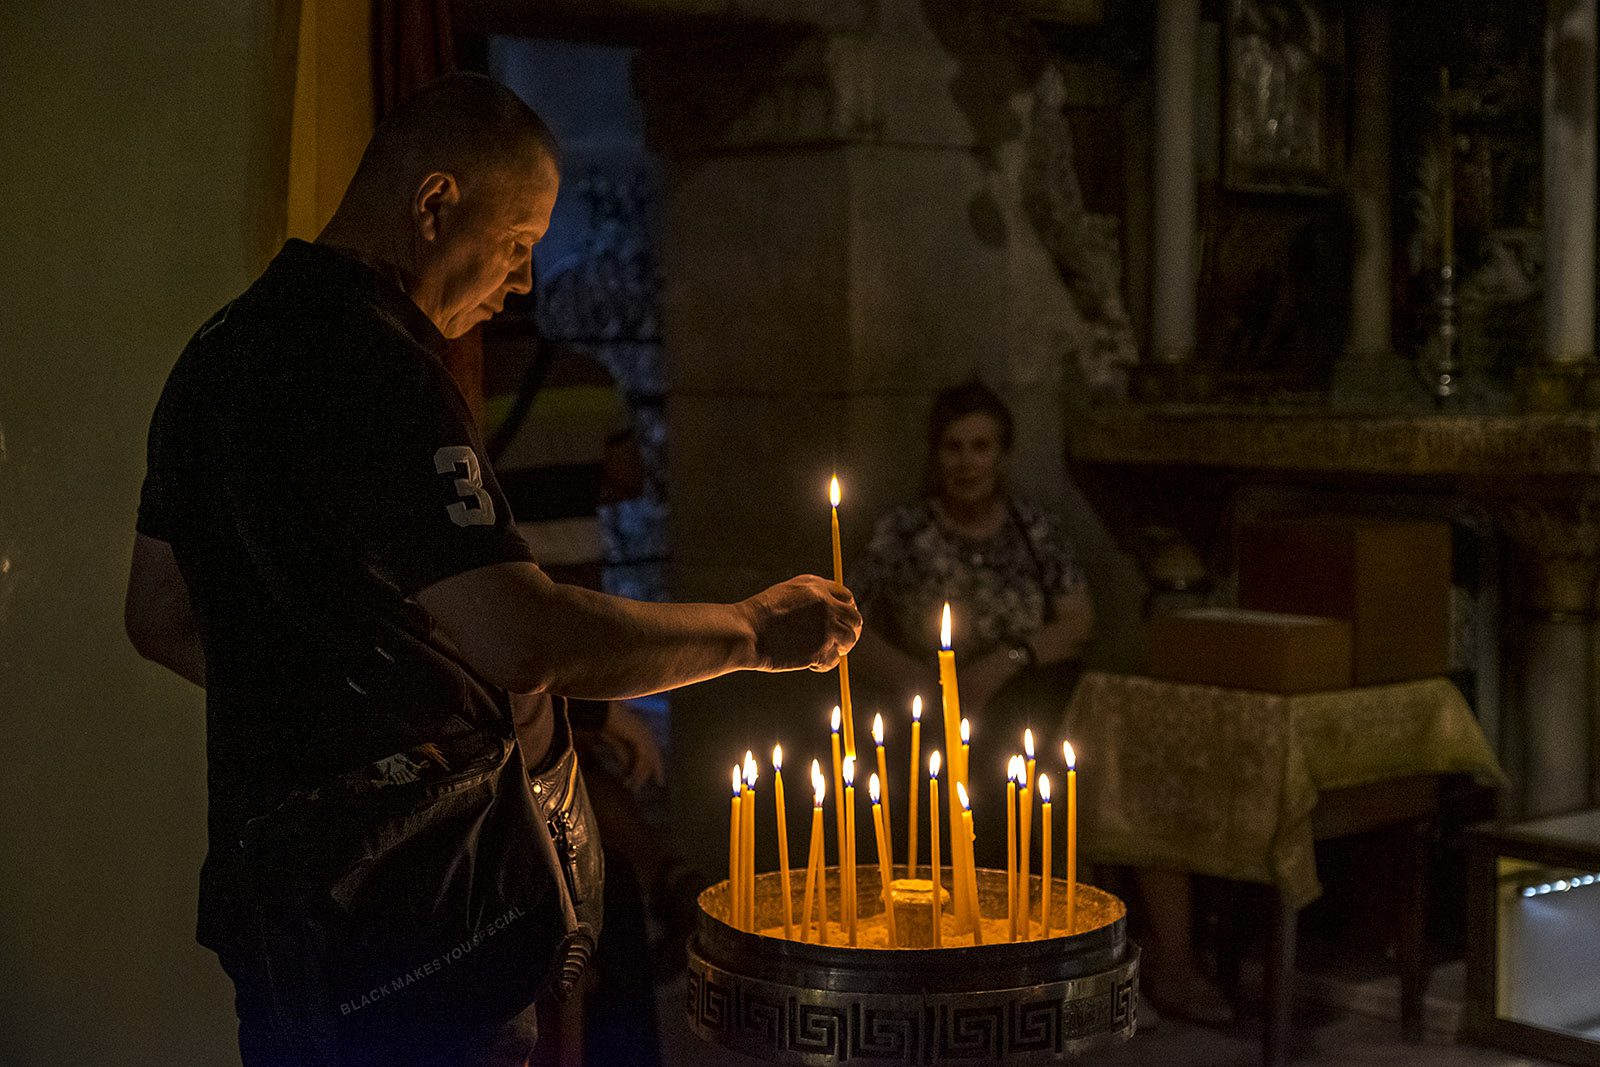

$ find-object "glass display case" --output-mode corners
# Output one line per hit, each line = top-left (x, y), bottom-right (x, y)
(1466, 809), (1600, 1066)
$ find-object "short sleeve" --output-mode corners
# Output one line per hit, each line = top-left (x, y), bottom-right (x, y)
(342, 362), (535, 595)
(229, 336), (535, 598)
(1030, 510), (1087, 600)
(135, 379), (185, 543)
(848, 508), (914, 624)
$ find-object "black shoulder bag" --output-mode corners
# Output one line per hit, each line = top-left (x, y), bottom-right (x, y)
(236, 614), (602, 1044)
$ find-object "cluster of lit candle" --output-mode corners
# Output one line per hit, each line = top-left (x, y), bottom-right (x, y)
(722, 477), (1082, 948)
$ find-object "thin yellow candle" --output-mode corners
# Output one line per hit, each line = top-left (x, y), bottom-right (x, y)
(729, 765), (743, 928)
(907, 695), (922, 878)
(1039, 772), (1053, 939)
(829, 476), (857, 757)
(1020, 728), (1036, 938)
(937, 603), (970, 929)
(815, 761), (831, 945)
(800, 763), (825, 943)
(829, 706), (846, 931)
(929, 750), (943, 948)
(869, 773), (897, 947)
(1006, 756), (1020, 940)
(742, 751), (758, 931)
(956, 781), (983, 945)
(772, 745), (793, 939)
(1064, 741), (1078, 936)
(958, 717), (978, 935)
(872, 713), (894, 875)
(843, 755), (858, 945)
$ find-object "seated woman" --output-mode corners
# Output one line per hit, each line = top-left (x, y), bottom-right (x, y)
(849, 379), (1091, 822)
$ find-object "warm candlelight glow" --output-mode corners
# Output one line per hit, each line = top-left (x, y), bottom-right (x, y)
(956, 781), (969, 811)
(869, 772), (881, 803)
(1039, 773), (1052, 803)
(773, 742), (793, 939)
(930, 749), (942, 777)
(831, 706), (842, 734)
(912, 695), (922, 721)
(813, 761), (826, 802)
(940, 602), (952, 649)
(730, 764), (744, 929)
(872, 713), (884, 747)
(734, 766), (744, 795)
(772, 744), (783, 771)
(745, 751), (757, 787)
(843, 755), (858, 944)
(829, 474), (841, 509)
(928, 750), (943, 948)
(1007, 756), (1021, 940)
(960, 718), (970, 745)
(1064, 740), (1076, 769)
(802, 760), (826, 944)
(1024, 728), (1035, 760)
(907, 695), (923, 879)
(843, 755), (855, 786)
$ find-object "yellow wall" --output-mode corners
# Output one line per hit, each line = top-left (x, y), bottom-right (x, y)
(287, 0), (374, 239)
(0, 2), (295, 1062)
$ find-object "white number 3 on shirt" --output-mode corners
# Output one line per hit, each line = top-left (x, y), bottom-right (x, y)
(434, 445), (496, 527)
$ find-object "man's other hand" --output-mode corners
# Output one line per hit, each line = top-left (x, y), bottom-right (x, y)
(742, 575), (862, 673)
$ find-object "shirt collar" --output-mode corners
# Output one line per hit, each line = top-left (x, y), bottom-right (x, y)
(269, 239), (448, 357)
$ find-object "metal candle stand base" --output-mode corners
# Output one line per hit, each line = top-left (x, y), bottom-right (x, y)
(687, 867), (1138, 1064)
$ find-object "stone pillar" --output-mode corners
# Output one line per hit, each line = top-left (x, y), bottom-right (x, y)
(1503, 502), (1600, 817)
(1526, 0), (1598, 408)
(1149, 0), (1199, 366)
(1345, 1), (1392, 361)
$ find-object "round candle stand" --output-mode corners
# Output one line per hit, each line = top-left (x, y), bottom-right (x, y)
(687, 867), (1138, 1064)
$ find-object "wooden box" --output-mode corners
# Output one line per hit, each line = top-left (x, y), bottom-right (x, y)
(1147, 607), (1353, 693)
(1238, 517), (1451, 686)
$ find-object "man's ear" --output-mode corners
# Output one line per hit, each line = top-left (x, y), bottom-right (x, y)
(413, 171), (460, 243)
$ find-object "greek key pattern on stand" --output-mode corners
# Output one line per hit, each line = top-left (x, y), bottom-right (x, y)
(687, 949), (1137, 1064)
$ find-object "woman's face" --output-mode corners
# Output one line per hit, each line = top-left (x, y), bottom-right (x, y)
(935, 412), (1007, 506)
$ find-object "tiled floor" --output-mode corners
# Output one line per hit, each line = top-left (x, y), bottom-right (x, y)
(654, 972), (1561, 1066)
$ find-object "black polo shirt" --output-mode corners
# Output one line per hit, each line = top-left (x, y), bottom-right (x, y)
(137, 240), (544, 956)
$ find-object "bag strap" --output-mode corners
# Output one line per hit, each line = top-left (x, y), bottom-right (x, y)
(1005, 497), (1057, 624)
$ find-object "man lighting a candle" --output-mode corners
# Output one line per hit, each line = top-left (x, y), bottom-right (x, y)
(123, 72), (862, 1067)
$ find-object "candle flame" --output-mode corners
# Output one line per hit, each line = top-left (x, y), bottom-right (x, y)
(1063, 740), (1076, 770)
(1039, 773), (1052, 803)
(960, 718), (970, 745)
(930, 749), (942, 777)
(843, 755), (855, 786)
(872, 713), (884, 746)
(940, 603), (952, 649)
(869, 772), (881, 804)
(811, 759), (825, 800)
(1024, 728), (1035, 759)
(772, 743), (783, 771)
(912, 694), (922, 721)
(1009, 755), (1023, 783)
(829, 475), (841, 508)
(744, 751), (758, 786)
(956, 781), (970, 811)
(831, 705), (841, 733)
(732, 765), (743, 797)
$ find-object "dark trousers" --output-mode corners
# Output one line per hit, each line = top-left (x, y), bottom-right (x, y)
(238, 1001), (540, 1067)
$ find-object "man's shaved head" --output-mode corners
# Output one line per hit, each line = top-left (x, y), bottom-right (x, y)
(320, 72), (563, 339)
(352, 72), (560, 199)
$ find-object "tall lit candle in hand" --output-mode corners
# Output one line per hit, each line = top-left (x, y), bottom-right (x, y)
(1020, 728), (1036, 937)
(869, 772), (897, 947)
(773, 745), (793, 939)
(907, 696), (923, 878)
(928, 750), (943, 948)
(829, 475), (856, 756)
(872, 713), (893, 874)
(1039, 773), (1053, 939)
(729, 765), (743, 928)
(801, 762), (826, 943)
(1064, 741), (1078, 936)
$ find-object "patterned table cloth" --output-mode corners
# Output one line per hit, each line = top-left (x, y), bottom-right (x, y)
(1064, 672), (1506, 908)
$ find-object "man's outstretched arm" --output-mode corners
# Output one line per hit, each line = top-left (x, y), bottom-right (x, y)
(125, 533), (206, 687)
(416, 563), (860, 700)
